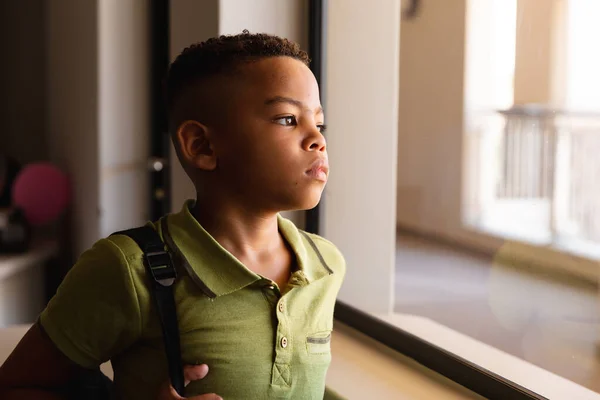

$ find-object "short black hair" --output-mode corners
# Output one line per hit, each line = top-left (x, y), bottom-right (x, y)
(165, 30), (310, 112)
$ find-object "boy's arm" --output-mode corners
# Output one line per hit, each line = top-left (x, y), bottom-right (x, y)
(0, 237), (143, 399)
(0, 322), (81, 399)
(0, 323), (222, 400)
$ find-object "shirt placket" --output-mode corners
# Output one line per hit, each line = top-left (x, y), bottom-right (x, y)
(263, 282), (293, 391)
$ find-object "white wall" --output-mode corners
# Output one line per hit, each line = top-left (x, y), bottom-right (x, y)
(323, 0), (400, 314)
(46, 0), (100, 257)
(98, 0), (151, 237)
(396, 0), (466, 238)
(169, 0), (219, 213)
(46, 0), (153, 256)
(219, 0), (308, 45)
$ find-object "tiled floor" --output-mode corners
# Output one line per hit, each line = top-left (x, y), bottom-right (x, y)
(395, 234), (600, 393)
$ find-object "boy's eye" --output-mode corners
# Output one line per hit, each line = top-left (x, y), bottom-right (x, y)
(274, 116), (297, 126)
(317, 124), (327, 133)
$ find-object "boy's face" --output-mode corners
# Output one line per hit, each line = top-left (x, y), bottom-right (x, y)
(209, 56), (328, 212)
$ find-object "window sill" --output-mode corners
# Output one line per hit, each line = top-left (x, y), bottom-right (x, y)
(326, 321), (484, 399)
(377, 313), (600, 400)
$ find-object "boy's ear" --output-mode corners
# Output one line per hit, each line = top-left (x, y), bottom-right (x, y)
(176, 120), (217, 171)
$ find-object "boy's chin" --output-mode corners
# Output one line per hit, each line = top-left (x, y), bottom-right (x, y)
(286, 193), (324, 212)
(273, 186), (325, 213)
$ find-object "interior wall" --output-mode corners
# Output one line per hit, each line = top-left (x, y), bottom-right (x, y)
(513, 0), (557, 105)
(169, 0), (220, 212)
(219, 0), (308, 46)
(396, 0), (467, 237)
(98, 0), (151, 237)
(550, 0), (567, 108)
(324, 0), (400, 314)
(0, 264), (45, 327)
(0, 0), (48, 164)
(46, 0), (100, 257)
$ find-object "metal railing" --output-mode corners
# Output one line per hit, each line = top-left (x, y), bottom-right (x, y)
(467, 105), (600, 250)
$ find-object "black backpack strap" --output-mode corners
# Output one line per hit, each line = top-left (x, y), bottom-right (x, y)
(111, 225), (185, 396)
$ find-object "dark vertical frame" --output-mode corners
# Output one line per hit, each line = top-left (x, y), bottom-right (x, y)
(306, 0), (327, 234)
(149, 0), (171, 220)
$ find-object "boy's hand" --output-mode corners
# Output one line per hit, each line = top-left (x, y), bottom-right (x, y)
(157, 364), (222, 400)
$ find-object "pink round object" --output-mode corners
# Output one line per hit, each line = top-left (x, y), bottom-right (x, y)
(12, 163), (70, 226)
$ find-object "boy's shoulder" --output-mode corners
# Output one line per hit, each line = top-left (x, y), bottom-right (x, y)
(102, 222), (158, 260)
(298, 229), (346, 276)
(77, 222), (161, 283)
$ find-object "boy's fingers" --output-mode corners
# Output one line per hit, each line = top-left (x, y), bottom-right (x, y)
(157, 364), (212, 399)
(167, 385), (185, 399)
(183, 364), (210, 386)
(189, 394), (223, 400)
(167, 385), (222, 400)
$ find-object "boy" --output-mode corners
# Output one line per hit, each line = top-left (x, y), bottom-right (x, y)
(0, 32), (345, 399)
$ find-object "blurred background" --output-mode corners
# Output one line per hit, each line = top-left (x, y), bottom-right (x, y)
(2, 0), (600, 399)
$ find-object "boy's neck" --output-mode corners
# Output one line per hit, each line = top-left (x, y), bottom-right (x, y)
(191, 195), (283, 258)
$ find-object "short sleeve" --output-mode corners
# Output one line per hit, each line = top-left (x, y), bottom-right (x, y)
(39, 238), (142, 369)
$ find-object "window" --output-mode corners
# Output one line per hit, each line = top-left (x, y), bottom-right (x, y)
(466, 0), (600, 259)
(318, 0), (600, 398)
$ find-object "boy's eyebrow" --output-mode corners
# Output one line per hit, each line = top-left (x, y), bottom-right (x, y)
(265, 96), (324, 115)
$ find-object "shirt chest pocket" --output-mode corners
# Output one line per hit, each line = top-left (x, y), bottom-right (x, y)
(305, 330), (332, 364)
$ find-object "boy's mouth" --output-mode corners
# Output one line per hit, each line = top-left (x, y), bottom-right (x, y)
(306, 159), (329, 182)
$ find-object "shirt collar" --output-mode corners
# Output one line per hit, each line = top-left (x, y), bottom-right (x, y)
(163, 201), (332, 297)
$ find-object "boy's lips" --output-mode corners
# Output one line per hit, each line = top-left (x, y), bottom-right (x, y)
(306, 158), (329, 182)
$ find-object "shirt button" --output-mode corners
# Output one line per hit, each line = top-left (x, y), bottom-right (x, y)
(278, 302), (284, 313)
(281, 336), (288, 348)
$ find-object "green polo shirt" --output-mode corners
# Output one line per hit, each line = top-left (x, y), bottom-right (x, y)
(40, 201), (346, 399)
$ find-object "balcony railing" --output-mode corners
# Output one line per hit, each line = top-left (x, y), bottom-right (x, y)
(466, 105), (600, 258)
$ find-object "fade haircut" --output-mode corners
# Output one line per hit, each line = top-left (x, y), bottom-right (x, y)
(165, 30), (310, 127)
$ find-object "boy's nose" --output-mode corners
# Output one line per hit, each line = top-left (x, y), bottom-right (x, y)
(304, 130), (327, 152)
